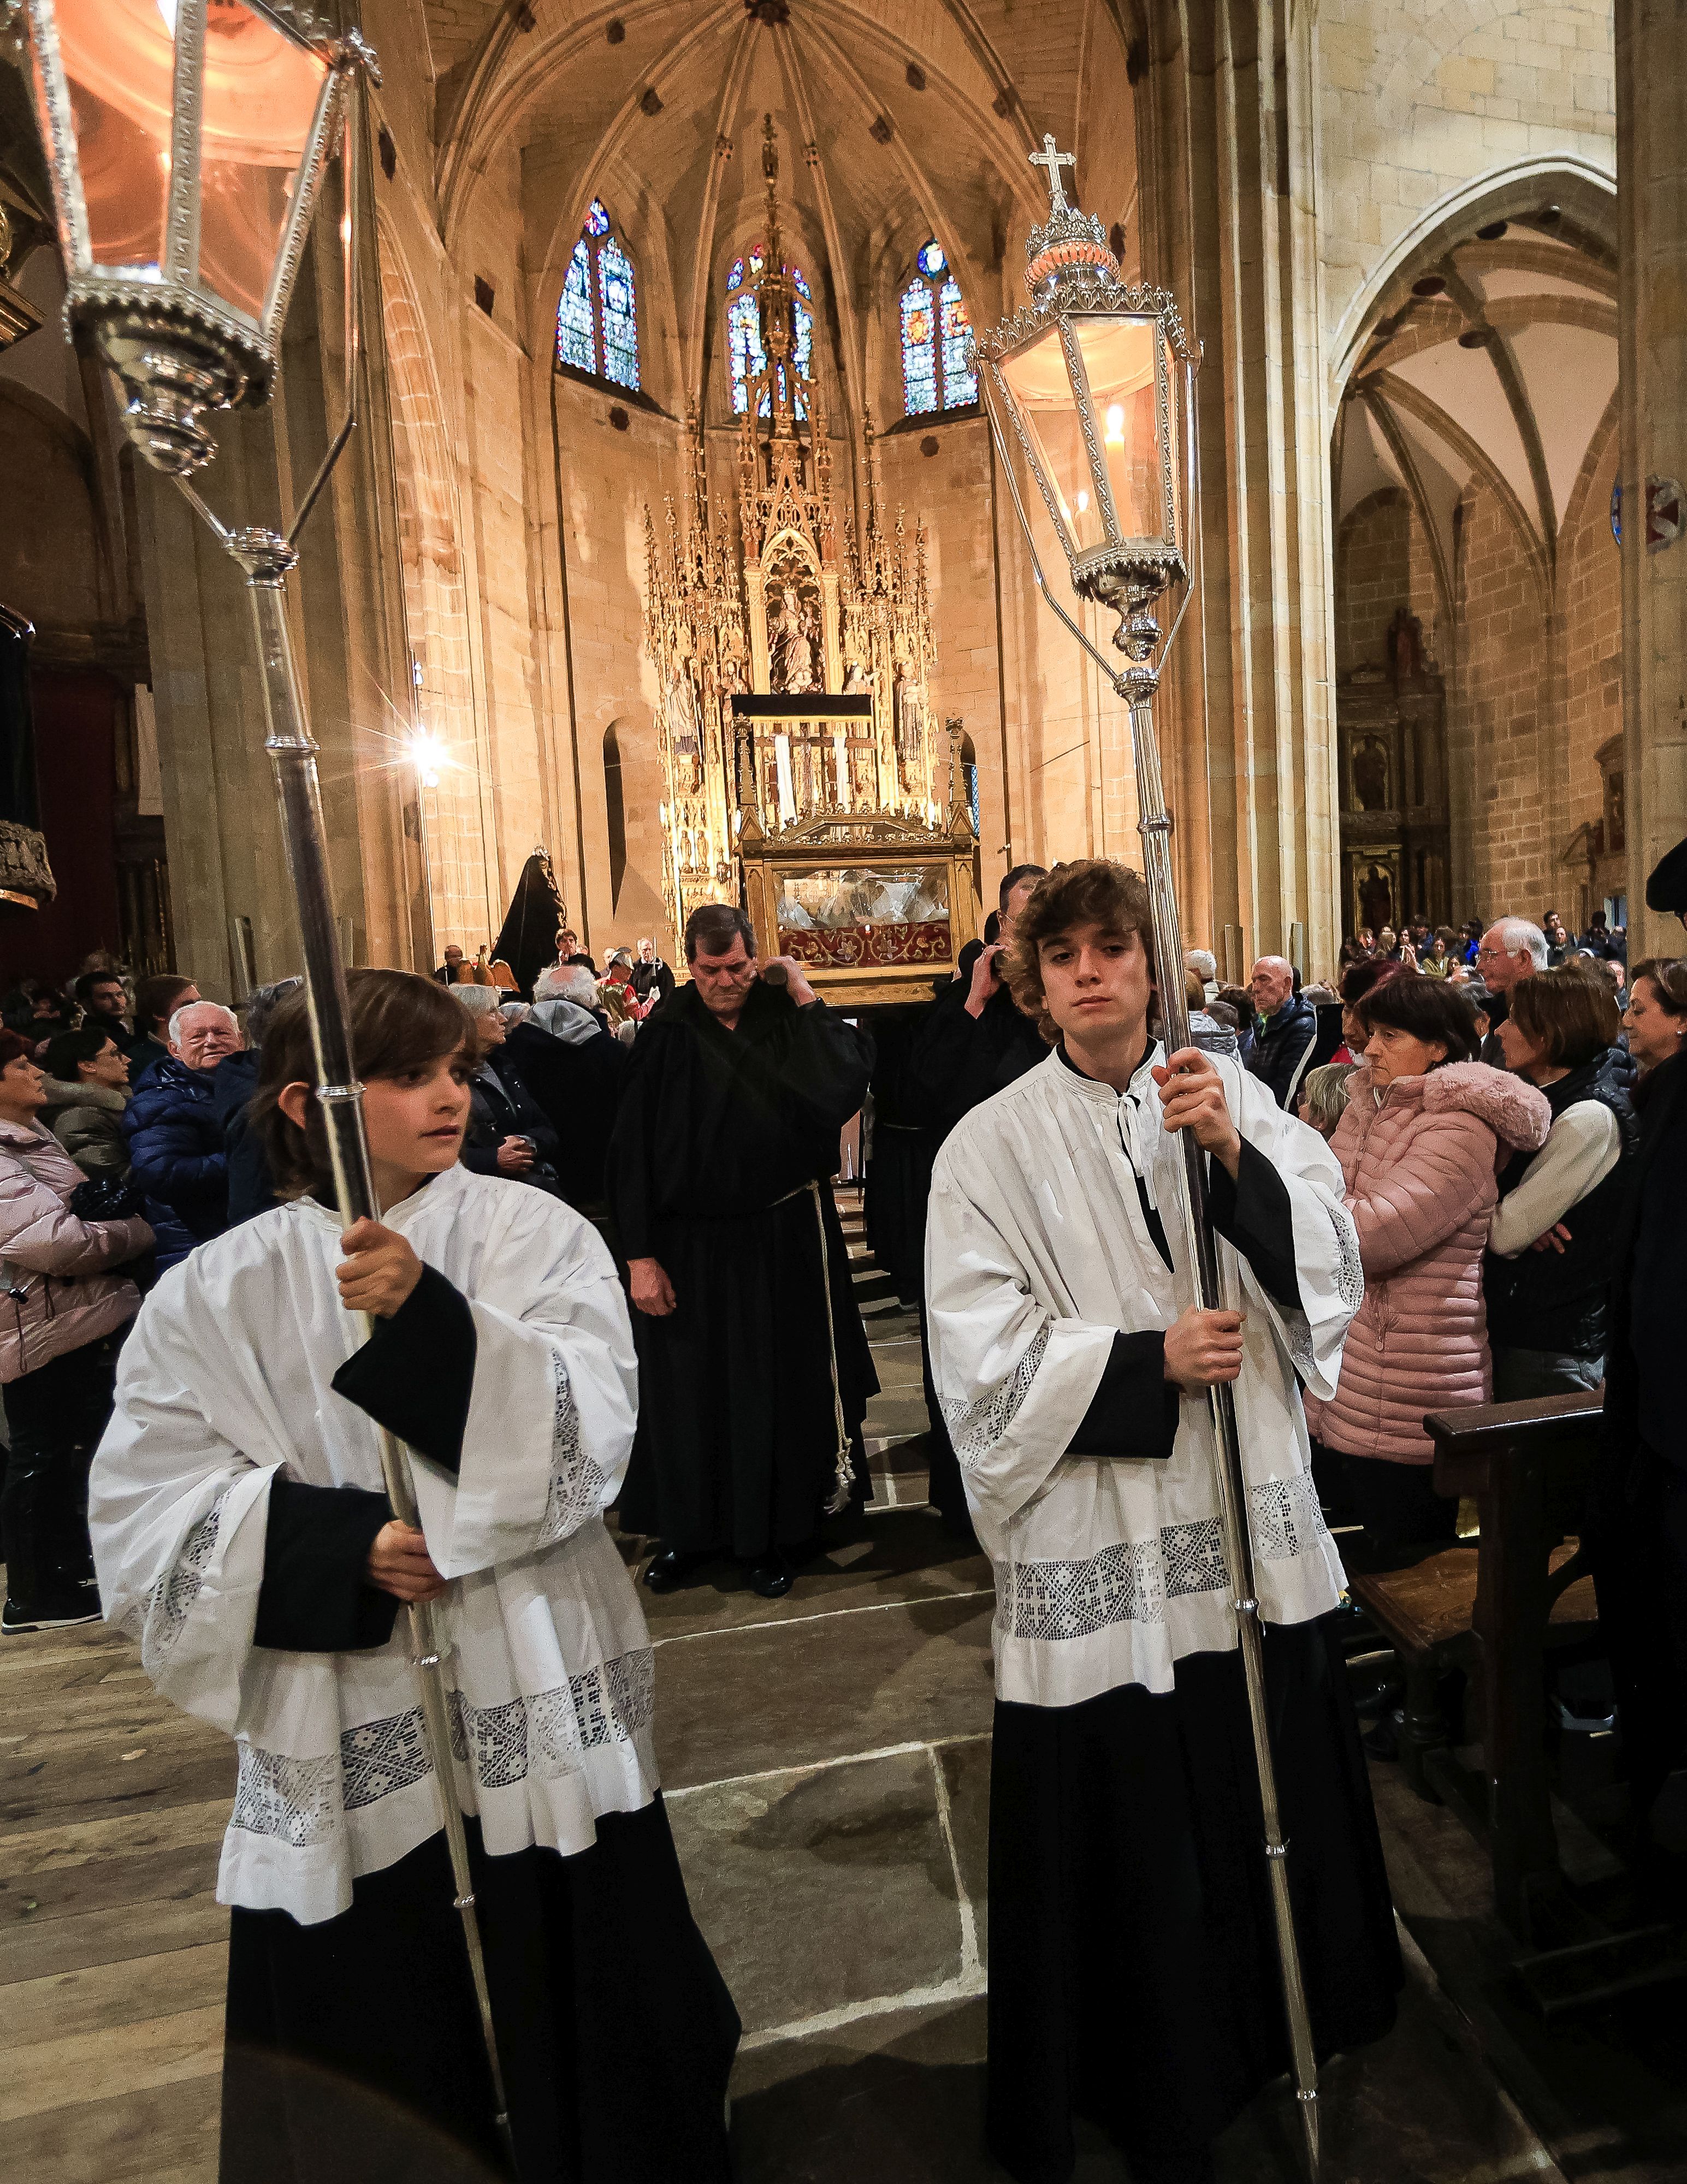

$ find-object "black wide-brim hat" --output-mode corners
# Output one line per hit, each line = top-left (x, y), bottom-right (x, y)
(1645, 835), (1687, 915)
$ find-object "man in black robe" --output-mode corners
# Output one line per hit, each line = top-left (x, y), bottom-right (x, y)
(609, 903), (877, 1599)
(902, 862), (1047, 1533)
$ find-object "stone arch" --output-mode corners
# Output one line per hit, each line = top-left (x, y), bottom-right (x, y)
(1329, 157), (1617, 405)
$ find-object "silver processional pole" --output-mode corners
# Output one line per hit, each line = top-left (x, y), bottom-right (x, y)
(975, 138), (1324, 2179)
(13, 0), (512, 2153)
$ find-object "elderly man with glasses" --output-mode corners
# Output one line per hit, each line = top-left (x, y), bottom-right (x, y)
(1474, 917), (1548, 1064)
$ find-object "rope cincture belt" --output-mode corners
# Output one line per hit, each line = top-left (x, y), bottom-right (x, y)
(803, 1180), (855, 1516)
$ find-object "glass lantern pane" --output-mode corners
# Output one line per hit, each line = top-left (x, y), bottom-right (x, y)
(45, 0), (176, 274)
(198, 0), (330, 325)
(998, 325), (1104, 553)
(1070, 315), (1169, 544)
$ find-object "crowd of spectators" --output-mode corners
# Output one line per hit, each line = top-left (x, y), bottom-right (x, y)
(0, 927), (671, 1635)
(1169, 905), (1682, 1774)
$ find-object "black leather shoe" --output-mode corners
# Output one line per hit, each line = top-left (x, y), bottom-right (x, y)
(745, 1553), (794, 1600)
(643, 1548), (707, 1594)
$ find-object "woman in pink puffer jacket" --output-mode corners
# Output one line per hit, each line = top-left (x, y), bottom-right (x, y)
(1305, 975), (1550, 1556)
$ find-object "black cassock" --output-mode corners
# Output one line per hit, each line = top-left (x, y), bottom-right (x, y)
(609, 982), (878, 1558)
(220, 1270), (738, 2184)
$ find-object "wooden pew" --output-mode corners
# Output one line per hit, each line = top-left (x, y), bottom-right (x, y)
(1345, 1390), (1602, 1943)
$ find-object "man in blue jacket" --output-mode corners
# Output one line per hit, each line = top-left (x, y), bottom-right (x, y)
(1247, 954), (1319, 1109)
(122, 1001), (242, 1271)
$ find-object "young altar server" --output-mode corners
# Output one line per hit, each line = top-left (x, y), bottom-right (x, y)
(89, 970), (738, 2184)
(925, 862), (1401, 2184)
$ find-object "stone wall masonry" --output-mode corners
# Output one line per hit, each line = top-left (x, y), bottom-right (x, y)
(1317, 0), (1616, 355)
(551, 373), (685, 957)
(1335, 488), (1443, 679)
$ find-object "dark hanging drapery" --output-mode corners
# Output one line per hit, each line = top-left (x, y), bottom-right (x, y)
(490, 847), (566, 998)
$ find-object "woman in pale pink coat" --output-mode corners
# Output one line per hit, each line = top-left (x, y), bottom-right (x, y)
(1306, 975), (1549, 1558)
(0, 1030), (152, 1635)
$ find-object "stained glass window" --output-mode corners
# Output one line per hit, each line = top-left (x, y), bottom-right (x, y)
(939, 280), (975, 407)
(600, 238), (638, 390)
(901, 281), (938, 417)
(902, 238), (975, 416)
(727, 245), (815, 420)
(728, 291), (764, 416)
(554, 200), (639, 391)
(557, 240), (595, 373)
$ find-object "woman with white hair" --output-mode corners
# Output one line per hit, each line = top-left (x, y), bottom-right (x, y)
(482, 981), (632, 1223)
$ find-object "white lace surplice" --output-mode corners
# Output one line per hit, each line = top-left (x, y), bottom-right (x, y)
(925, 1047), (1364, 1710)
(90, 1164), (653, 1926)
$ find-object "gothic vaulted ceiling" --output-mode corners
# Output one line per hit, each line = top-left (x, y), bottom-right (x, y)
(410, 0), (1138, 422)
(1334, 208), (1618, 604)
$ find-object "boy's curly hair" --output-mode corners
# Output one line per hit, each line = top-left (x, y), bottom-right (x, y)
(1001, 859), (1158, 1040)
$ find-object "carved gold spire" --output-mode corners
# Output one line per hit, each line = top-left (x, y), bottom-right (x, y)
(641, 122), (946, 942)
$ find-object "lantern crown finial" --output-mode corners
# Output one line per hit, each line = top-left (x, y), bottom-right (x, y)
(1028, 135), (1076, 215)
(1022, 138), (1117, 299)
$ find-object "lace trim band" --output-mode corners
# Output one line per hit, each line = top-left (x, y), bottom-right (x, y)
(535, 1350), (606, 1547)
(996, 1473), (1328, 1642)
(140, 1498), (224, 1674)
(940, 1322), (1051, 1465)
(229, 1646), (657, 1847)
(1329, 1201), (1364, 1311)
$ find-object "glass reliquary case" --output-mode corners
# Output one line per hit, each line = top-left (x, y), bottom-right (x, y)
(738, 808), (982, 1008)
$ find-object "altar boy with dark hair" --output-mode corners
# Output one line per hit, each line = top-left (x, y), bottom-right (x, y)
(925, 860), (1400, 2184)
(90, 969), (737, 2184)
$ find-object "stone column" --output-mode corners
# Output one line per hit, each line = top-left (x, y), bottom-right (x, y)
(1617, 0), (1687, 956)
(1136, 0), (1342, 979)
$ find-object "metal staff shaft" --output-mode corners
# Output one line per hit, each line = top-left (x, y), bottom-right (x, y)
(159, 63), (514, 2160)
(1127, 689), (1322, 2180)
(238, 543), (513, 2154)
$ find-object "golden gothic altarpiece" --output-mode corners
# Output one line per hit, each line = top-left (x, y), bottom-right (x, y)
(642, 120), (979, 1005)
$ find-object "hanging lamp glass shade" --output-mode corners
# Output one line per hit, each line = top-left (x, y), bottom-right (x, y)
(975, 154), (1191, 613)
(20, 0), (347, 473)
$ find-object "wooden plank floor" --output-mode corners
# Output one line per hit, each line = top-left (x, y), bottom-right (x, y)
(0, 1617), (230, 2182)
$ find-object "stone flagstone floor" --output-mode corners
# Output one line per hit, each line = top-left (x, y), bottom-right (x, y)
(2, 1295), (1678, 2181)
